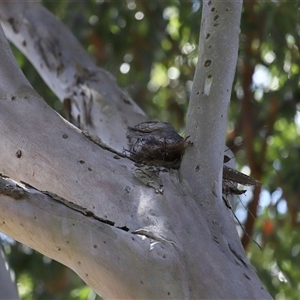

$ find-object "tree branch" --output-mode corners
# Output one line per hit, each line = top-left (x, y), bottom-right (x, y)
(0, 1), (147, 151)
(0, 24), (189, 295)
(0, 176), (187, 299)
(181, 0), (242, 204)
(0, 3), (273, 298)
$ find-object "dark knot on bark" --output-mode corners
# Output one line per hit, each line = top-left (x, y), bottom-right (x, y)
(126, 121), (190, 168)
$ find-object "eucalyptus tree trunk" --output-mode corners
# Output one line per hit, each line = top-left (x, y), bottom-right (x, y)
(0, 1), (272, 299)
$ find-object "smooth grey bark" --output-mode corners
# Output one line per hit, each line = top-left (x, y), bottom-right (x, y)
(181, 0), (242, 205)
(0, 1), (273, 299)
(179, 3), (256, 296)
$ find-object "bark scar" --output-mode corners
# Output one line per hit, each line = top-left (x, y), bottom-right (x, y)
(20, 181), (130, 232)
(228, 243), (248, 268)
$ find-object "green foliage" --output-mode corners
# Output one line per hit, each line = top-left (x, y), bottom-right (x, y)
(249, 214), (300, 299)
(3, 0), (300, 299)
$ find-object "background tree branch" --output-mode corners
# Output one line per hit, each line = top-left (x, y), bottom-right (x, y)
(0, 1), (147, 151)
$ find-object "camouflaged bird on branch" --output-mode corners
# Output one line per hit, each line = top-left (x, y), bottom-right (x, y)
(126, 121), (260, 194)
(126, 121), (191, 169)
